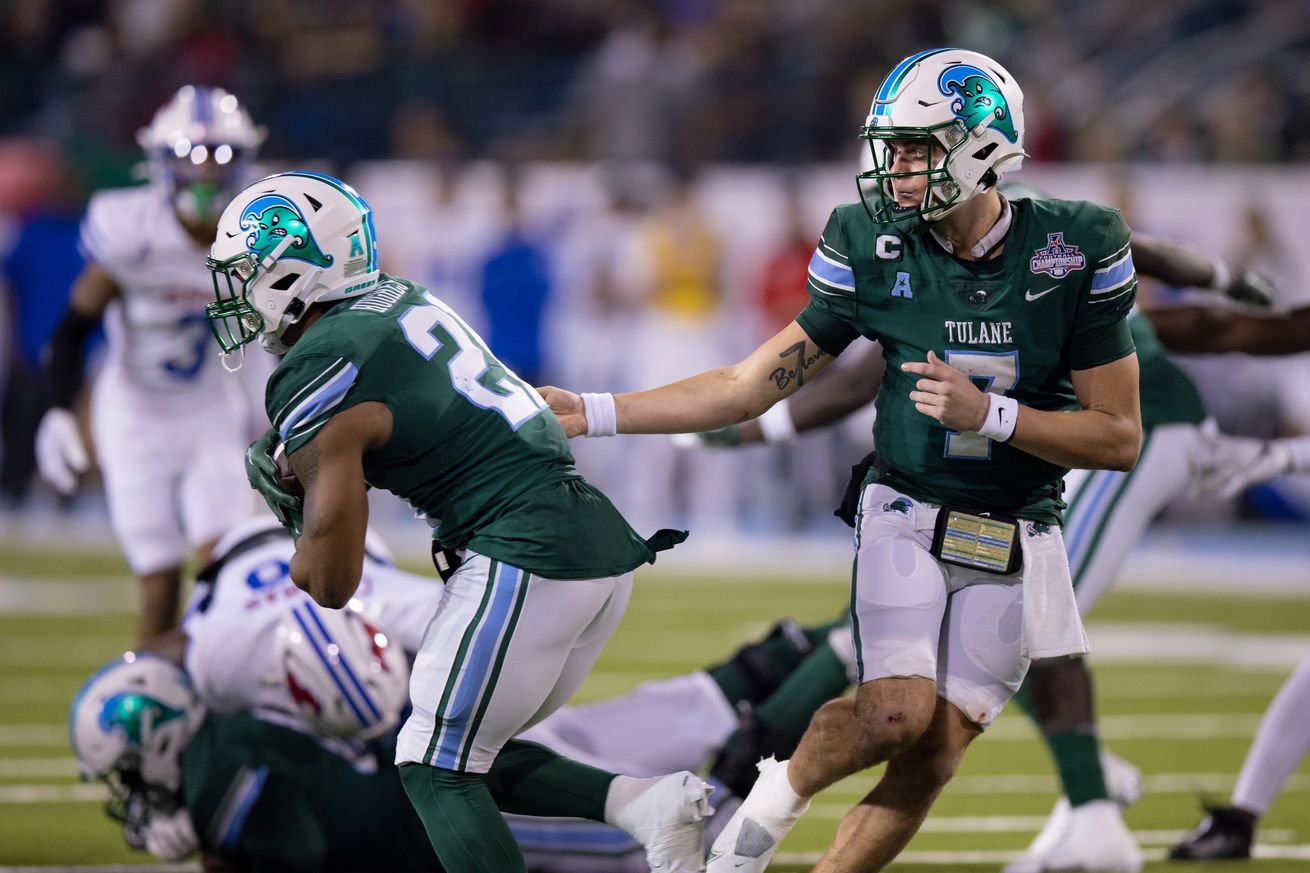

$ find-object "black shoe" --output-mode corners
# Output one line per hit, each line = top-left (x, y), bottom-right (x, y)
(1169, 804), (1254, 860)
(712, 619), (814, 706)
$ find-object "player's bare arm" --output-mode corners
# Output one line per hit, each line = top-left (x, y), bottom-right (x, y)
(904, 351), (1141, 471)
(1146, 304), (1310, 356)
(540, 319), (835, 437)
(288, 401), (392, 608)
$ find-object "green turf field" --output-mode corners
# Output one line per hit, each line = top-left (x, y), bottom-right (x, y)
(2, 539), (1308, 872)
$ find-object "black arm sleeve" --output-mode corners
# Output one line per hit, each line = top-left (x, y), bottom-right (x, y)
(43, 309), (98, 408)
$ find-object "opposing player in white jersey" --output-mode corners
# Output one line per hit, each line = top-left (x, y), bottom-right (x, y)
(36, 86), (268, 638)
(119, 515), (853, 871)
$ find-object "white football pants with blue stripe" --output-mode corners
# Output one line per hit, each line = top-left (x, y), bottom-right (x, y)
(395, 551), (632, 774)
(1062, 421), (1207, 610)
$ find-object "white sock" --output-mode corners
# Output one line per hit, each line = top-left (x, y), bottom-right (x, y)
(748, 758), (811, 819)
(605, 774), (653, 830)
(1232, 654), (1310, 815)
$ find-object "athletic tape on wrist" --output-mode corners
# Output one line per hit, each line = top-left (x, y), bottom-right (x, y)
(758, 398), (798, 443)
(977, 393), (1018, 442)
(581, 392), (617, 438)
(1208, 252), (1233, 293)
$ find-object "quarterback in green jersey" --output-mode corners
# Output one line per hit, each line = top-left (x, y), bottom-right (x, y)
(542, 49), (1142, 873)
(204, 172), (706, 873)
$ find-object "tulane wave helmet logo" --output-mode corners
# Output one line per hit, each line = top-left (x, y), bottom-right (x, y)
(98, 693), (184, 744)
(240, 194), (333, 268)
(937, 64), (1017, 144)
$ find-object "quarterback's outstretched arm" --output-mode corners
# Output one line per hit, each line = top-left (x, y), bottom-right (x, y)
(540, 320), (835, 437)
(1145, 305), (1310, 356)
(287, 402), (392, 609)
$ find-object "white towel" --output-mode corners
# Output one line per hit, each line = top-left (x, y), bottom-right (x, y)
(1018, 525), (1089, 659)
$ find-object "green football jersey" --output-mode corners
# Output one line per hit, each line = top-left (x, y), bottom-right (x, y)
(1130, 311), (1206, 428)
(265, 275), (658, 579)
(181, 713), (438, 872)
(799, 197), (1138, 523)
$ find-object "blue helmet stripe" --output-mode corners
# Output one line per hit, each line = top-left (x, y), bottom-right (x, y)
(290, 605), (371, 726)
(193, 87), (213, 126)
(873, 47), (954, 116)
(302, 602), (383, 722)
(292, 170), (379, 271)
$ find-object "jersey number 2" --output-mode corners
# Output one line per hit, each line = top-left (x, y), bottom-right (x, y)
(399, 292), (546, 430)
(942, 350), (1019, 460)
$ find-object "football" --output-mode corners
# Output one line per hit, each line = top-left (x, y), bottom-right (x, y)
(276, 450), (305, 498)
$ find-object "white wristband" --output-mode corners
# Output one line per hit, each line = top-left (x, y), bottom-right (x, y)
(758, 398), (798, 443)
(1282, 435), (1310, 473)
(581, 392), (617, 438)
(976, 393), (1019, 442)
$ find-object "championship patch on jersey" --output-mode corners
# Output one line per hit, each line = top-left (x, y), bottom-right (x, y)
(1029, 233), (1086, 279)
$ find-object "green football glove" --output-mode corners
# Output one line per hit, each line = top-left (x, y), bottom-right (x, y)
(245, 429), (304, 539)
(1225, 269), (1274, 307)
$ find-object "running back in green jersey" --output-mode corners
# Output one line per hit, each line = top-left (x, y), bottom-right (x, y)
(265, 274), (656, 579)
(798, 197), (1138, 523)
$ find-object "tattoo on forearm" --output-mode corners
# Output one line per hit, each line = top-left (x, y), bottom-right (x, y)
(769, 341), (826, 391)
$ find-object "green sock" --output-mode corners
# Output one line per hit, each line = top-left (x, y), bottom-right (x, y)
(1046, 730), (1110, 806)
(1011, 681), (1036, 720)
(755, 641), (851, 744)
(707, 618), (848, 707)
(484, 739), (614, 821)
(399, 764), (528, 873)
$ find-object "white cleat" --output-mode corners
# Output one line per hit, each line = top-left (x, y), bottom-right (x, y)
(1100, 749), (1142, 808)
(1036, 799), (1144, 873)
(706, 758), (809, 873)
(1003, 797), (1071, 873)
(611, 771), (714, 872)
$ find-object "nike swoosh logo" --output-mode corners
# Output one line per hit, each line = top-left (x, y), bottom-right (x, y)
(1025, 286), (1058, 301)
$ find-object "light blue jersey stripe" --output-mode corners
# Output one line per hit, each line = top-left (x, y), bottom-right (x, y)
(808, 250), (855, 288)
(217, 766), (268, 849)
(279, 362), (359, 442)
(1065, 470), (1123, 563)
(435, 562), (524, 769)
(1091, 254), (1135, 291)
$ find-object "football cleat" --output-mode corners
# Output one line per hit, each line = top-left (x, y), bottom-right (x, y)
(1101, 748), (1143, 808)
(1030, 799), (1143, 873)
(706, 757), (808, 873)
(1169, 804), (1254, 861)
(610, 771), (714, 872)
(1002, 797), (1071, 873)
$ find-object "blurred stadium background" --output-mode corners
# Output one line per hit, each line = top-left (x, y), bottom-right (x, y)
(2, 1), (1310, 870)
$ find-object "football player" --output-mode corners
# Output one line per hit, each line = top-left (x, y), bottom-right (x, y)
(204, 171), (705, 873)
(540, 48), (1144, 873)
(75, 518), (858, 872)
(35, 86), (268, 640)
(678, 183), (1282, 872)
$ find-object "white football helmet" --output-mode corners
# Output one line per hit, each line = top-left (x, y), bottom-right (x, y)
(275, 599), (409, 741)
(857, 48), (1025, 223)
(206, 171), (380, 355)
(137, 85), (266, 226)
(69, 653), (205, 825)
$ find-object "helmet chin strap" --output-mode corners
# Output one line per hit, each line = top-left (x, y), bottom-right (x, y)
(219, 344), (245, 374)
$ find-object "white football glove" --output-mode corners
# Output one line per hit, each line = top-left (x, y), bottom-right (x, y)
(35, 407), (89, 495)
(142, 807), (198, 862)
(1192, 432), (1293, 498)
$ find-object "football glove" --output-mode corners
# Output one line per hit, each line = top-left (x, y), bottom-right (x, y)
(141, 807), (198, 862)
(671, 426), (743, 449)
(246, 429), (304, 538)
(1191, 432), (1293, 498)
(1225, 269), (1274, 307)
(35, 407), (89, 495)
